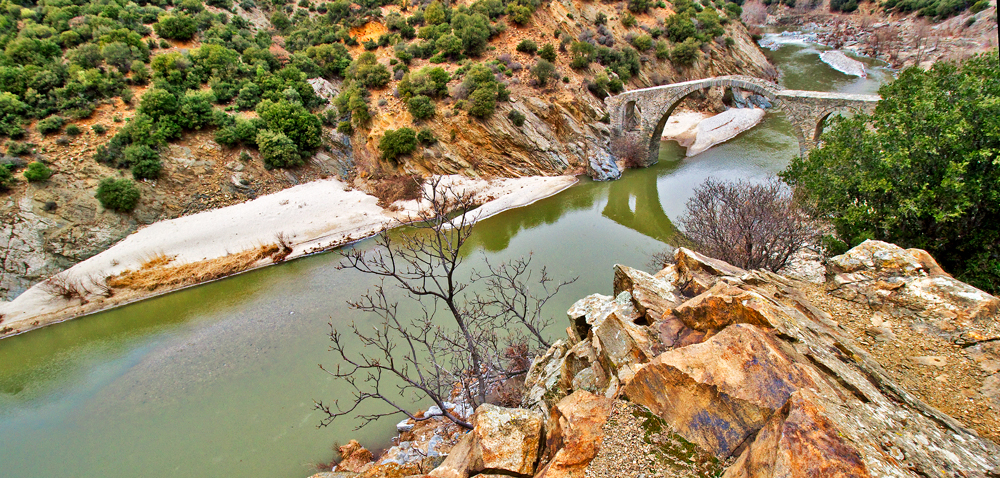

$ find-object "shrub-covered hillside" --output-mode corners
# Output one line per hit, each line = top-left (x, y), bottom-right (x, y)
(0, 0), (773, 300)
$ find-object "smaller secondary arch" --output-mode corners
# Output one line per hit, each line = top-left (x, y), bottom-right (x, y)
(813, 107), (861, 142)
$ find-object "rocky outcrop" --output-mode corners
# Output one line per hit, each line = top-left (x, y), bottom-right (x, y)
(322, 246), (1000, 478)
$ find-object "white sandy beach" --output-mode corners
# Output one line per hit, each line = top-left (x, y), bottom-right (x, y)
(661, 108), (767, 156)
(0, 174), (577, 336)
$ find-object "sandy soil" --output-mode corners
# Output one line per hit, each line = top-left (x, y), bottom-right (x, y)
(819, 50), (867, 78)
(660, 108), (766, 157)
(0, 175), (577, 338)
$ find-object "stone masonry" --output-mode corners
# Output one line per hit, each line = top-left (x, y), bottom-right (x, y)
(604, 75), (880, 163)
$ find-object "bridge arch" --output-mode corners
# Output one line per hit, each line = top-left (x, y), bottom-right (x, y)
(604, 76), (880, 164)
(812, 106), (862, 142)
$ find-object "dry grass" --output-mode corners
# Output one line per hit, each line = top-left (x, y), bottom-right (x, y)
(108, 243), (281, 291)
(40, 275), (90, 304)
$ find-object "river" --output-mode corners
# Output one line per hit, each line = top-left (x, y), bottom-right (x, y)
(0, 39), (890, 478)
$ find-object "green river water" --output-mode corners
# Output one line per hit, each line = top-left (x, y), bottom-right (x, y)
(0, 40), (891, 478)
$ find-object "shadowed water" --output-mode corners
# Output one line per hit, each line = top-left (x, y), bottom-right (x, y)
(0, 40), (889, 478)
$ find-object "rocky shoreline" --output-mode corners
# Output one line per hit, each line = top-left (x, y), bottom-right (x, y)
(317, 240), (1000, 477)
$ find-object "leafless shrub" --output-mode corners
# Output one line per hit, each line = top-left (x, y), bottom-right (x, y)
(648, 245), (678, 271)
(41, 275), (89, 304)
(498, 53), (513, 67)
(87, 274), (114, 298)
(274, 232), (294, 261)
(315, 178), (575, 430)
(679, 178), (818, 272)
(741, 0), (768, 26)
(370, 174), (425, 207)
(610, 134), (652, 169)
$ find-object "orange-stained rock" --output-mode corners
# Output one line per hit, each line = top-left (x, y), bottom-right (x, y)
(674, 247), (746, 296)
(428, 432), (478, 478)
(535, 391), (614, 478)
(723, 390), (871, 478)
(672, 282), (784, 332)
(472, 404), (545, 476)
(654, 324), (821, 410)
(337, 440), (374, 473)
(623, 354), (771, 457)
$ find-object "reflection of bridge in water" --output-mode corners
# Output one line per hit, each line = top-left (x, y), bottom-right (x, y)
(605, 75), (880, 164)
(602, 168), (679, 244)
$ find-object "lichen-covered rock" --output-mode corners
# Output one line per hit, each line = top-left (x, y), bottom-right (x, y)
(673, 247), (747, 296)
(534, 391), (614, 478)
(612, 264), (682, 322)
(472, 404), (545, 476)
(827, 240), (1000, 343)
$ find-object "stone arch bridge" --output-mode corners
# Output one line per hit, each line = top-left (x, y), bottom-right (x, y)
(604, 75), (880, 163)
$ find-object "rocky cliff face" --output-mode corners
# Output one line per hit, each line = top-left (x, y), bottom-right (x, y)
(322, 241), (1000, 478)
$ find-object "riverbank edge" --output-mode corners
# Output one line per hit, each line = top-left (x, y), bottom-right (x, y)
(0, 175), (578, 339)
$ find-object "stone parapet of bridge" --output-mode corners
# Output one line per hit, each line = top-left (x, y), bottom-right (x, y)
(604, 75), (880, 163)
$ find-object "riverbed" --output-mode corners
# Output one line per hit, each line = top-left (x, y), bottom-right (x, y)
(0, 39), (892, 478)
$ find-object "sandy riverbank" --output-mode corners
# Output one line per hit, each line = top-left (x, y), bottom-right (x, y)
(661, 108), (767, 156)
(0, 174), (577, 338)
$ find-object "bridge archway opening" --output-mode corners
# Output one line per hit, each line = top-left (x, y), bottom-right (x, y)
(648, 86), (782, 164)
(813, 108), (857, 143)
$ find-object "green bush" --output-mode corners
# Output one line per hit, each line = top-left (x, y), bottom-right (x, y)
(655, 40), (671, 60)
(539, 43), (557, 62)
(380, 127), (418, 162)
(131, 158), (162, 180)
(417, 128), (436, 144)
(631, 34), (653, 51)
(621, 12), (637, 27)
(256, 100), (323, 152)
(123, 145), (162, 179)
(349, 52), (391, 88)
(256, 130), (303, 169)
(628, 0), (651, 13)
(337, 121), (353, 135)
(92, 124), (108, 135)
(7, 142), (31, 155)
(23, 162), (51, 182)
(530, 59), (557, 87)
(781, 52), (1000, 292)
(508, 109), (526, 127)
(408, 95), (436, 120)
(154, 14), (198, 41)
(65, 124), (82, 136)
(0, 165), (13, 191)
(570, 41), (595, 69)
(37, 116), (65, 135)
(970, 0), (988, 12)
(95, 177), (140, 212)
(468, 85), (498, 118)
(516, 39), (538, 55)
(671, 38), (701, 66)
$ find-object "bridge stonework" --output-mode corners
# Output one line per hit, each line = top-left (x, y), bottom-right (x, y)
(604, 75), (879, 163)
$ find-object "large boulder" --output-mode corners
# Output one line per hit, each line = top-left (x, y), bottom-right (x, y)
(473, 404), (545, 476)
(826, 240), (1000, 343)
(612, 264), (683, 323)
(534, 391), (614, 478)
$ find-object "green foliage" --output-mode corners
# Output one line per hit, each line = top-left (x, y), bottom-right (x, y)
(379, 127), (417, 162)
(539, 43), (557, 62)
(436, 34), (463, 58)
(0, 165), (13, 191)
(417, 128), (436, 144)
(671, 38), (701, 66)
(530, 59), (557, 87)
(95, 177), (140, 212)
(506, 3), (533, 25)
(631, 34), (653, 51)
(507, 109), (526, 127)
(256, 99), (323, 152)
(23, 162), (51, 182)
(349, 52), (391, 88)
(628, 0), (652, 13)
(306, 43), (353, 78)
(570, 41), (595, 69)
(666, 14), (697, 42)
(0, 93), (26, 138)
(655, 40), (671, 60)
(781, 52), (1000, 292)
(408, 95), (436, 120)
(123, 144), (162, 179)
(256, 130), (303, 169)
(461, 64), (506, 118)
(37, 116), (65, 135)
(451, 12), (490, 57)
(516, 39), (538, 55)
(621, 12), (637, 27)
(92, 124), (108, 135)
(65, 124), (82, 137)
(155, 14), (198, 41)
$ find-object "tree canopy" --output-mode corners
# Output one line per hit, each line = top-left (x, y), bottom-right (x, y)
(781, 52), (1000, 291)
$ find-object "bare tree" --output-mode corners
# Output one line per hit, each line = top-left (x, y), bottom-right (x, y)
(315, 179), (574, 430)
(679, 178), (818, 272)
(611, 134), (651, 169)
(741, 0), (768, 26)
